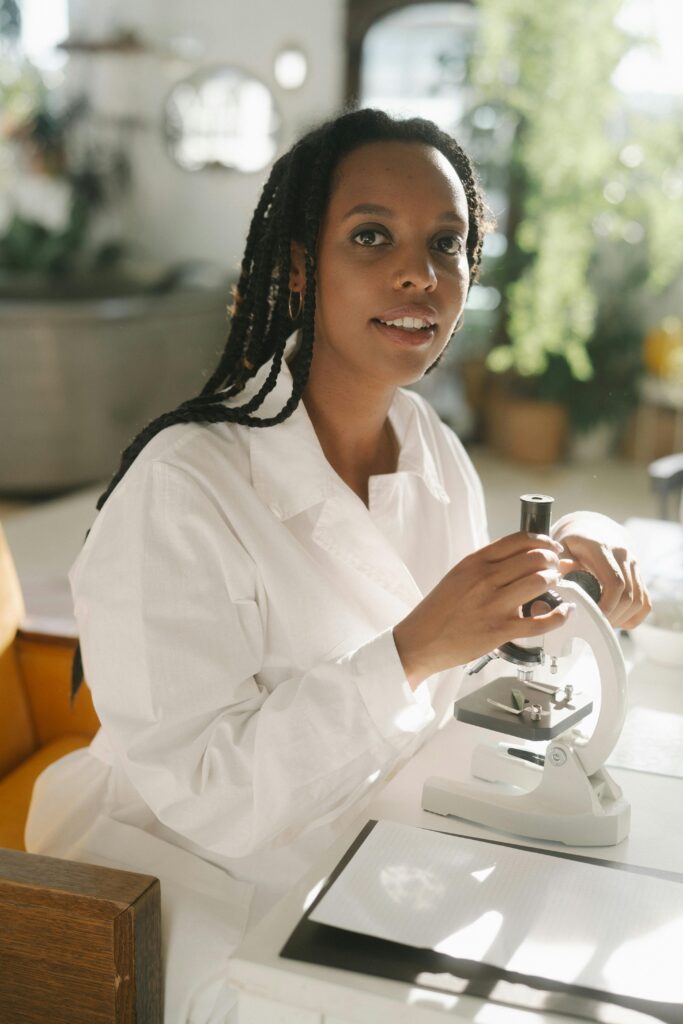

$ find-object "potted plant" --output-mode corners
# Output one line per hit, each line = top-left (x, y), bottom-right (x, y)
(465, 0), (683, 465)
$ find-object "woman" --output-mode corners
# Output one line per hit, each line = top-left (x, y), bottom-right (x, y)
(25, 109), (649, 1023)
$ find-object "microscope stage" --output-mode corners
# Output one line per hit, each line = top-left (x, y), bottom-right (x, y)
(455, 675), (593, 741)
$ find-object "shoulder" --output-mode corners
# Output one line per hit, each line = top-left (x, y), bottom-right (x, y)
(137, 416), (248, 475)
(73, 416), (253, 571)
(107, 415), (251, 508)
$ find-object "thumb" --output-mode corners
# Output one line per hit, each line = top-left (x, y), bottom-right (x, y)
(559, 557), (581, 575)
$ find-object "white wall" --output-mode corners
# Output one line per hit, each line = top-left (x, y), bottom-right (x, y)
(66, 0), (346, 273)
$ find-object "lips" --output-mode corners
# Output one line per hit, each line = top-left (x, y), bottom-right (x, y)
(375, 304), (438, 327)
(372, 318), (437, 347)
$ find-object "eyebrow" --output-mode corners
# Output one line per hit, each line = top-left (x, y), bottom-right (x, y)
(342, 203), (467, 228)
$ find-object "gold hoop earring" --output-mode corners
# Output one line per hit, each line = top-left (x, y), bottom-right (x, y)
(288, 289), (304, 320)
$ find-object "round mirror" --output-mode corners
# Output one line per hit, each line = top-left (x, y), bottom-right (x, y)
(164, 66), (280, 173)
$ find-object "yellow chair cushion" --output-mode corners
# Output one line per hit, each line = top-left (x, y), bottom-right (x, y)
(0, 734), (92, 851)
(15, 634), (100, 746)
(0, 644), (36, 777)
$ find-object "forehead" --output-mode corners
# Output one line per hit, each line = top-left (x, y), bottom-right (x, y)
(328, 140), (468, 221)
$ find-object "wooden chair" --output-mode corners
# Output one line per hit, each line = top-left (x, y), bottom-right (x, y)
(0, 522), (162, 1023)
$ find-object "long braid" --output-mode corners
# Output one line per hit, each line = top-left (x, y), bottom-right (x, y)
(223, 159), (302, 419)
(199, 163), (286, 396)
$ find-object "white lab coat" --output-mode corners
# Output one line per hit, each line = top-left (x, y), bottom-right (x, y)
(25, 334), (488, 1023)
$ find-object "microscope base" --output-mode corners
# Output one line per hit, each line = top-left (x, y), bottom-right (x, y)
(422, 739), (630, 847)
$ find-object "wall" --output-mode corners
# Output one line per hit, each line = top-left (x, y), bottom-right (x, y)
(66, 0), (346, 273)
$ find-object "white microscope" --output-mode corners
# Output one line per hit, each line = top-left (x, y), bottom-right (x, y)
(422, 494), (630, 848)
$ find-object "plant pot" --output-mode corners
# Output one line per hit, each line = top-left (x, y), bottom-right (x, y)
(485, 388), (569, 466)
(568, 422), (618, 462)
(458, 357), (488, 416)
(620, 403), (680, 463)
(0, 272), (230, 495)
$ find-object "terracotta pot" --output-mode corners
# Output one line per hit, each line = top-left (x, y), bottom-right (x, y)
(620, 404), (680, 462)
(458, 358), (488, 416)
(485, 389), (569, 466)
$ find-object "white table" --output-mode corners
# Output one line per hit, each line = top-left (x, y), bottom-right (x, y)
(229, 641), (683, 1024)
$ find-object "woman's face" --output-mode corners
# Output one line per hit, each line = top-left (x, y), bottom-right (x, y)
(310, 140), (471, 391)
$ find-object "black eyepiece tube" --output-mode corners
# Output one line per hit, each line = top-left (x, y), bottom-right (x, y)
(519, 493), (554, 535)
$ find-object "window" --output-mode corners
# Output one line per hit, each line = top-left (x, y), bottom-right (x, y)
(614, 0), (683, 107)
(358, 2), (477, 135)
(16, 0), (68, 70)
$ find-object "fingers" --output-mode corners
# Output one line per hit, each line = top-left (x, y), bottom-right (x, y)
(618, 561), (652, 629)
(499, 566), (564, 610)
(559, 557), (580, 575)
(480, 560), (573, 647)
(483, 531), (564, 564)
(579, 544), (625, 619)
(478, 533), (563, 600)
(483, 530), (652, 632)
(558, 535), (651, 628)
(609, 552), (635, 626)
(513, 600), (575, 637)
(579, 545), (648, 627)
(490, 546), (562, 590)
(473, 534), (569, 637)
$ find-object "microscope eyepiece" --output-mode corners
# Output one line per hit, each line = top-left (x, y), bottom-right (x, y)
(520, 494), (554, 535)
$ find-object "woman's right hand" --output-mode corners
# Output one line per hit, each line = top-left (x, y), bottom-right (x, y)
(393, 532), (575, 689)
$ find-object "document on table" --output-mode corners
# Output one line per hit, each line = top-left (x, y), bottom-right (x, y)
(309, 819), (683, 1006)
(607, 706), (683, 779)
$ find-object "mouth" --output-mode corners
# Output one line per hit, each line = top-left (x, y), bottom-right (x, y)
(372, 316), (437, 346)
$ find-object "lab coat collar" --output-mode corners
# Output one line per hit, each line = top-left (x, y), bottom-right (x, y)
(247, 332), (450, 520)
(389, 392), (451, 507)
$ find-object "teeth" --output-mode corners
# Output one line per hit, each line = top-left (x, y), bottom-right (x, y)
(381, 316), (430, 330)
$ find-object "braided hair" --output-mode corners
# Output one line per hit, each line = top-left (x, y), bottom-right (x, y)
(96, 107), (488, 511)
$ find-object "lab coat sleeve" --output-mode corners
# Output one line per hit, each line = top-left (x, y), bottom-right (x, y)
(73, 459), (434, 860)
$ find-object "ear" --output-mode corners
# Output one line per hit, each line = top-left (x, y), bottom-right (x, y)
(289, 241), (306, 291)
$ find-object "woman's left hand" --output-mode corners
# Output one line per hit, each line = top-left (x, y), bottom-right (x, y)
(552, 511), (652, 629)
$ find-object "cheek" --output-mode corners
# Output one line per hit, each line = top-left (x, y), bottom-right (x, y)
(454, 254), (470, 287)
(440, 259), (470, 312)
(316, 247), (373, 315)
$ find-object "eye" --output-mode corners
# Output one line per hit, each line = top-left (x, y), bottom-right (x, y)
(352, 226), (390, 247)
(434, 234), (465, 255)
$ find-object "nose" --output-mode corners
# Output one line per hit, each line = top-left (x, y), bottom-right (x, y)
(393, 249), (437, 292)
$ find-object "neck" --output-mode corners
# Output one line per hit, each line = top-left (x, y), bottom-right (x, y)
(301, 352), (398, 505)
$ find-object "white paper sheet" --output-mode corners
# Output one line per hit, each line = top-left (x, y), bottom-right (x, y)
(607, 706), (683, 779)
(310, 820), (683, 1005)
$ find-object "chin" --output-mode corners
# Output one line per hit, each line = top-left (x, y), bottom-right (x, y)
(398, 365), (432, 387)
(372, 356), (438, 390)
(392, 343), (446, 380)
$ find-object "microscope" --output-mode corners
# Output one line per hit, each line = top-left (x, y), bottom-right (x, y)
(422, 494), (630, 847)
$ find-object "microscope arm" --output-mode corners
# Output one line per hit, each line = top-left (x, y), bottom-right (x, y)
(543, 579), (628, 778)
